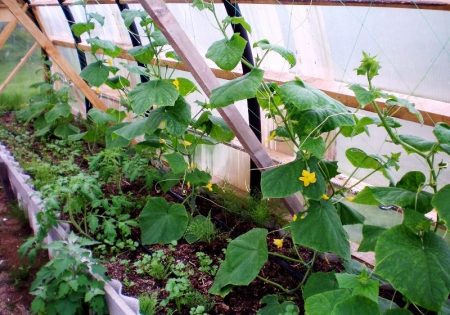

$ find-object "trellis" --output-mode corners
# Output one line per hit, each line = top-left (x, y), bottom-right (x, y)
(1, 0), (450, 218)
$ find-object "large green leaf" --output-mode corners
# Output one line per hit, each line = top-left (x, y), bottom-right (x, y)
(349, 84), (379, 107)
(121, 9), (149, 29)
(71, 22), (95, 37)
(164, 152), (187, 175)
(433, 123), (450, 154)
(305, 289), (351, 315)
(194, 111), (234, 143)
(280, 80), (347, 113)
(253, 39), (296, 68)
(432, 184), (450, 227)
(257, 295), (299, 315)
(303, 272), (338, 299)
(112, 112), (163, 140)
(261, 160), (303, 198)
(80, 61), (110, 87)
(209, 228), (268, 297)
(54, 124), (79, 139)
(396, 171), (426, 191)
(335, 272), (379, 302)
(44, 103), (71, 123)
(375, 225), (450, 311)
(129, 80), (179, 115)
(385, 95), (423, 124)
(353, 186), (433, 213)
(398, 134), (436, 153)
(206, 33), (247, 71)
(261, 158), (326, 200)
(295, 107), (354, 135)
(332, 295), (380, 315)
(335, 202), (365, 225)
(139, 197), (189, 244)
(87, 37), (122, 58)
(128, 45), (154, 64)
(346, 148), (383, 170)
(163, 97), (191, 136)
(209, 68), (264, 108)
(357, 225), (387, 252)
(291, 201), (350, 259)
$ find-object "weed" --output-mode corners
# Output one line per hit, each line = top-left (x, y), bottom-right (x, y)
(196, 252), (217, 275)
(184, 214), (217, 244)
(134, 250), (173, 280)
(139, 292), (159, 315)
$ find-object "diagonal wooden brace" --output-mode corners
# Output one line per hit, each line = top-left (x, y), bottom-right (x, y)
(0, 42), (38, 93)
(139, 0), (302, 215)
(2, 0), (108, 112)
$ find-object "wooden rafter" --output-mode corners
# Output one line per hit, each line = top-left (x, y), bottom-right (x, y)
(0, 3), (27, 49)
(50, 37), (450, 126)
(138, 0), (303, 214)
(1, 0), (108, 112)
(0, 42), (38, 93)
(28, 0), (450, 11)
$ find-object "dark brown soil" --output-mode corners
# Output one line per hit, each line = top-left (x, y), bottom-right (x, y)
(0, 186), (46, 315)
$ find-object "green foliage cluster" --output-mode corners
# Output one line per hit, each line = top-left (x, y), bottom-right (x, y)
(30, 233), (107, 315)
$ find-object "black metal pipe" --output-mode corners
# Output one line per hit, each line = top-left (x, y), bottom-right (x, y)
(222, 1), (262, 197)
(57, 0), (92, 111)
(115, 2), (149, 83)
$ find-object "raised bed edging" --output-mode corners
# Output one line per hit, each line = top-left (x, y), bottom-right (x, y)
(0, 143), (140, 315)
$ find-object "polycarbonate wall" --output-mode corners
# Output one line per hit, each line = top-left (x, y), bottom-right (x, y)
(31, 2), (450, 188)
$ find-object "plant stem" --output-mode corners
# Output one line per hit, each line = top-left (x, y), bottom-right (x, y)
(269, 251), (304, 264)
(256, 275), (289, 293)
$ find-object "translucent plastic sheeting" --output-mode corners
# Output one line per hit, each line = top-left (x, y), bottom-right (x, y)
(31, 3), (449, 188)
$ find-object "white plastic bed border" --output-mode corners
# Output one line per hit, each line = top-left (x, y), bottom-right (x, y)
(0, 143), (140, 315)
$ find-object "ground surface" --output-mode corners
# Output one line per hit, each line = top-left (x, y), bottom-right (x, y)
(0, 186), (45, 315)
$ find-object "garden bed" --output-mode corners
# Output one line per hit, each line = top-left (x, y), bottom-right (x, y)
(0, 113), (346, 314)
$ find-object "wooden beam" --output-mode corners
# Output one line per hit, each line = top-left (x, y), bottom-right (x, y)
(29, 0), (450, 11)
(0, 7), (15, 21)
(138, 0), (302, 214)
(51, 37), (450, 126)
(0, 42), (38, 93)
(0, 19), (17, 49)
(2, 0), (108, 111)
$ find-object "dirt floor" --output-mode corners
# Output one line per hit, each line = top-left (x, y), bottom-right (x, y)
(0, 185), (45, 315)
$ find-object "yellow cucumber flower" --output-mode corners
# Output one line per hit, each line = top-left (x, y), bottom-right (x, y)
(273, 239), (284, 249)
(322, 194), (330, 200)
(299, 170), (317, 187)
(106, 58), (114, 66)
(182, 140), (192, 147)
(205, 182), (213, 192)
(159, 138), (166, 144)
(173, 78), (180, 91)
(292, 214), (298, 222)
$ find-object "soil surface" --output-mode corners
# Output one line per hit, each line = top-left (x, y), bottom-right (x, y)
(0, 186), (46, 315)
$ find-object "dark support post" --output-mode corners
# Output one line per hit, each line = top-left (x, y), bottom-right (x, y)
(222, 1), (262, 196)
(57, 0), (92, 111)
(115, 1), (149, 83)
(0, 163), (15, 201)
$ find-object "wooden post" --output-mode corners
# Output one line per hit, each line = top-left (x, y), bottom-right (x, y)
(0, 42), (38, 93)
(2, 0), (108, 111)
(139, 0), (302, 214)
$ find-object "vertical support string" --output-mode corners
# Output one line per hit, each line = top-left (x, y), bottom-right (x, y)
(57, 0), (92, 111)
(222, 1), (262, 197)
(115, 1), (149, 84)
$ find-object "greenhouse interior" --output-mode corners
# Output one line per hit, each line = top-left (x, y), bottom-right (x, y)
(0, 0), (449, 314)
